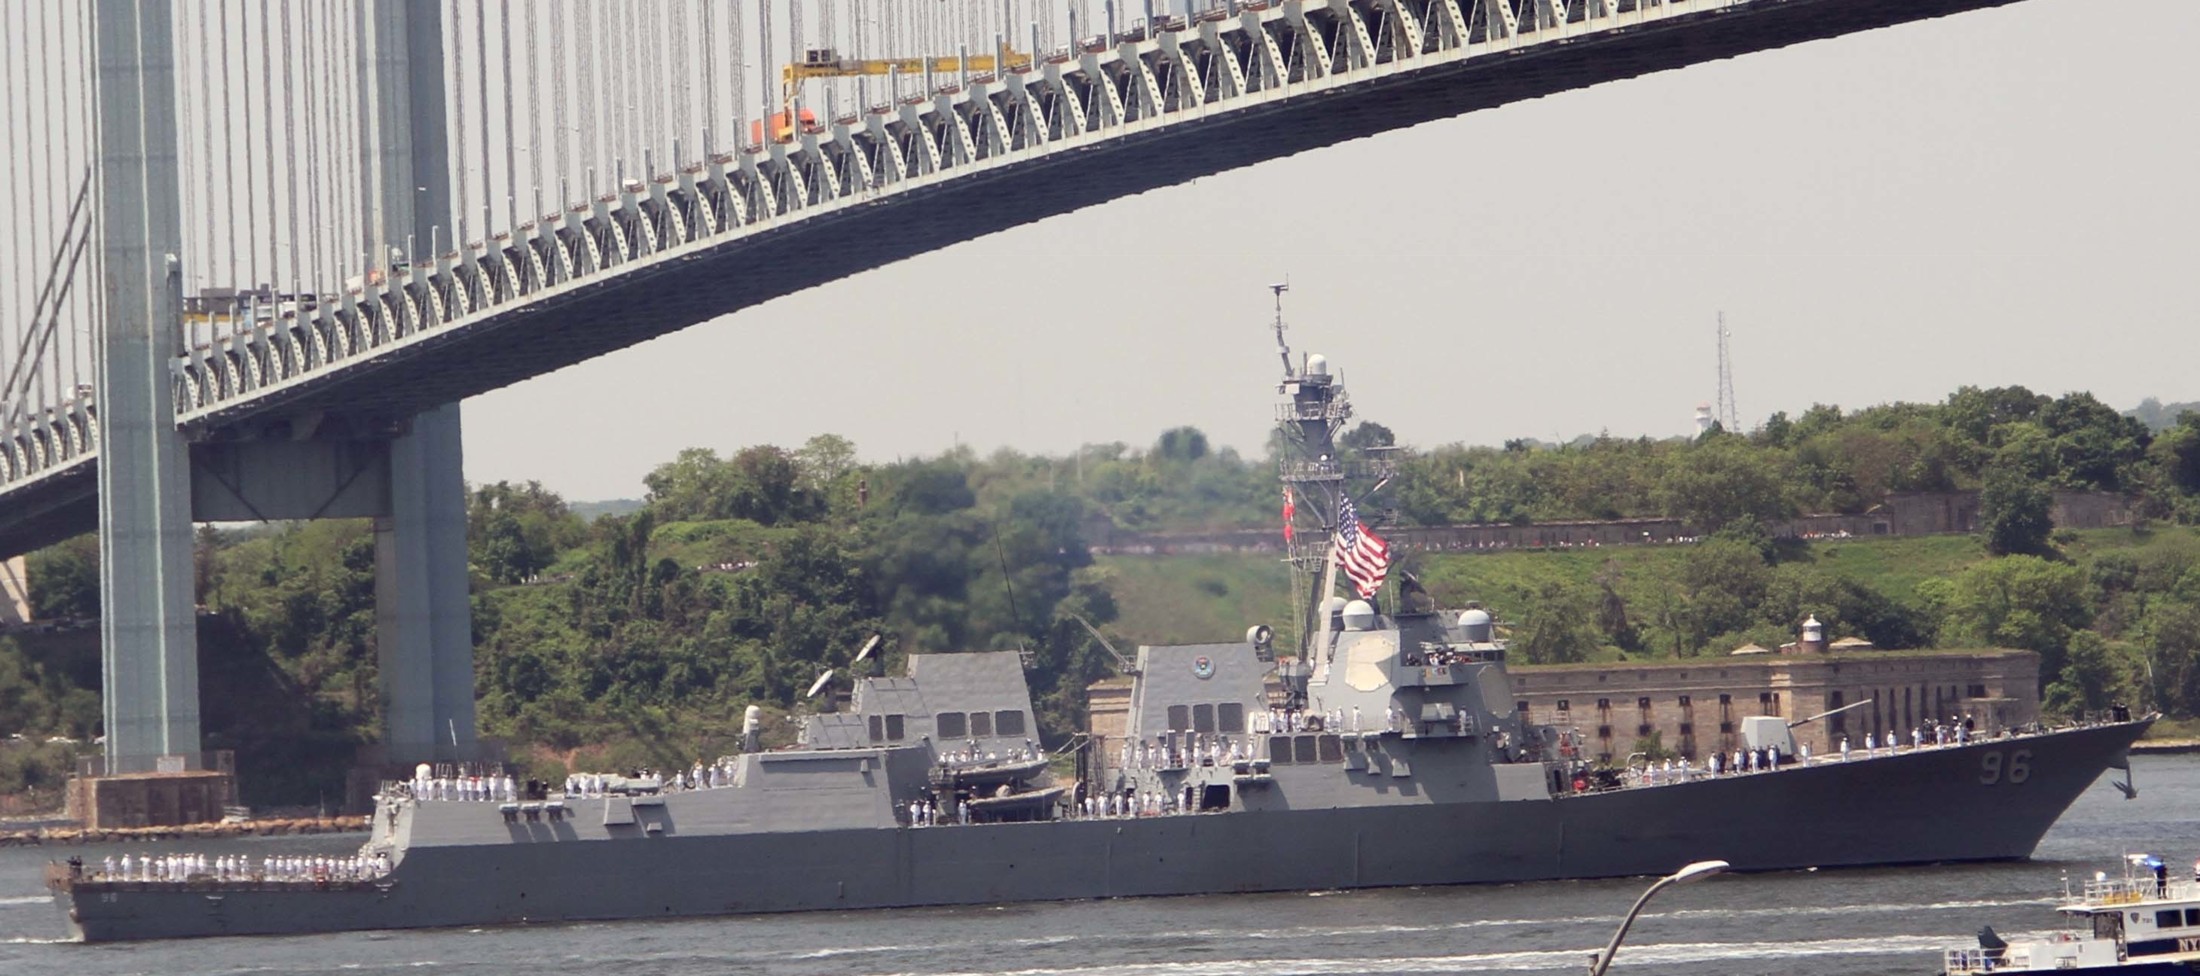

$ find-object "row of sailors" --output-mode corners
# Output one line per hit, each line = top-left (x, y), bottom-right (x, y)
(675, 762), (737, 791)
(411, 773), (519, 802)
(1121, 736), (1256, 770)
(1077, 791), (1189, 818)
(93, 851), (392, 884)
(1840, 724), (1972, 758)
(937, 743), (1041, 766)
(1628, 724), (1986, 786)
(906, 798), (970, 825)
(1255, 707), (1365, 734)
(1255, 706), (1422, 735)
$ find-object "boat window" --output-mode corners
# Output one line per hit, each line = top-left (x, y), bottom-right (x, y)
(1193, 704), (1216, 733)
(2096, 912), (2124, 941)
(994, 710), (1026, 736)
(885, 714), (906, 741)
(1317, 735), (1343, 763)
(1293, 736), (1318, 765)
(1167, 705), (1191, 731)
(2186, 909), (2200, 927)
(2159, 909), (2182, 929)
(1268, 735), (1293, 765)
(1217, 702), (1245, 733)
(969, 712), (993, 737)
(868, 715), (884, 742)
(936, 712), (968, 739)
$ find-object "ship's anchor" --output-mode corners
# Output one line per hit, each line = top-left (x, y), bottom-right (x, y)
(2110, 756), (2138, 800)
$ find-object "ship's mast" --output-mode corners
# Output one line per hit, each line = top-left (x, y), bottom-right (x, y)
(1273, 290), (1352, 662)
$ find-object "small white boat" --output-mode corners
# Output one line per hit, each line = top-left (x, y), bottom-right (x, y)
(1944, 855), (2200, 975)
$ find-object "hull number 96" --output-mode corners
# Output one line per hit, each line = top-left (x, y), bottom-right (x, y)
(1980, 749), (2033, 785)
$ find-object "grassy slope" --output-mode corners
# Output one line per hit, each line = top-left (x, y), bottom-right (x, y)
(1100, 526), (2200, 648)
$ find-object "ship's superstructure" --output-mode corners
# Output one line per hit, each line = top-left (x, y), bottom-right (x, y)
(44, 303), (2154, 943)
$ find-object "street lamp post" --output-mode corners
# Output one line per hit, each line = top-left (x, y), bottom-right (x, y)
(1587, 860), (1730, 976)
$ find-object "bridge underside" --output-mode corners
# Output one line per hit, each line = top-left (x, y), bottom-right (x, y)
(0, 0), (2025, 556)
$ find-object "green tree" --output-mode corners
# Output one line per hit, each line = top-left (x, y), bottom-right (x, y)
(1922, 555), (2092, 681)
(1978, 463), (2054, 556)
(25, 536), (100, 620)
(1654, 439), (1795, 533)
(1507, 580), (1601, 664)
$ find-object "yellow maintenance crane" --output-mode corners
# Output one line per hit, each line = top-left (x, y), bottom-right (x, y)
(760, 46), (1035, 143)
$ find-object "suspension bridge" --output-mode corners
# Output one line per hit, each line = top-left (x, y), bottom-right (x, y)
(0, 0), (2033, 778)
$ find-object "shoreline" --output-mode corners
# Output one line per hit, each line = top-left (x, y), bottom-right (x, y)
(2133, 738), (2200, 755)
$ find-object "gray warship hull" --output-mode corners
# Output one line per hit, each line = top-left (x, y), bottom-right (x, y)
(55, 719), (2146, 941)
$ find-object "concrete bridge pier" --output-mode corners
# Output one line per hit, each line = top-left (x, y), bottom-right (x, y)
(364, 0), (477, 767)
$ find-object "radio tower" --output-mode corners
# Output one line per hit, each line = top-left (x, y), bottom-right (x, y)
(1715, 313), (1740, 433)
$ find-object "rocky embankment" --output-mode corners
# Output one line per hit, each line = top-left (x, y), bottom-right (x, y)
(0, 815), (368, 847)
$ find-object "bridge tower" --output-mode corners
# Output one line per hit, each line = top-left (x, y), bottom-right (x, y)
(362, 0), (478, 767)
(93, 0), (200, 773)
(84, 0), (476, 779)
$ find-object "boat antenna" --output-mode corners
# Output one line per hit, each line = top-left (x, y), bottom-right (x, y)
(991, 521), (1034, 667)
(1271, 281), (1293, 379)
(1068, 613), (1139, 675)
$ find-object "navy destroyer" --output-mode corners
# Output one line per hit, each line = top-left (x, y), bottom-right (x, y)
(46, 303), (2152, 941)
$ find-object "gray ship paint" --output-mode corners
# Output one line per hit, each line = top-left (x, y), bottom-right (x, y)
(49, 635), (2149, 942)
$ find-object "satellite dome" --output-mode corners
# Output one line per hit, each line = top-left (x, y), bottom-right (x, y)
(1342, 600), (1378, 631)
(1319, 596), (1349, 628)
(1306, 354), (1329, 377)
(1458, 608), (1495, 643)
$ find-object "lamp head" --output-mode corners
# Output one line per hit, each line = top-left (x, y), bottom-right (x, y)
(1670, 860), (1730, 885)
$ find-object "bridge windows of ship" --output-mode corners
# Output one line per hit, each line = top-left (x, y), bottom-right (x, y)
(1264, 733), (1346, 766)
(867, 714), (907, 743)
(931, 710), (1028, 740)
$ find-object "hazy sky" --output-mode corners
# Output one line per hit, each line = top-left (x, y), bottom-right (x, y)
(459, 0), (2199, 501)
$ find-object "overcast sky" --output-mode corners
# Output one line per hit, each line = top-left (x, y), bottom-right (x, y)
(458, 0), (2199, 501)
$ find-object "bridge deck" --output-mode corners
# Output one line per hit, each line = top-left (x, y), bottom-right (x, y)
(0, 0), (2027, 555)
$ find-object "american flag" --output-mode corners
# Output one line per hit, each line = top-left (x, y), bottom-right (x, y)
(1335, 497), (1391, 600)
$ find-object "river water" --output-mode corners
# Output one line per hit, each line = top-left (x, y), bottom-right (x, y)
(3, 754), (2194, 976)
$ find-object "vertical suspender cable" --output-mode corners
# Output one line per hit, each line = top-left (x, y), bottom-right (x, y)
(34, 1), (55, 405)
(731, 0), (745, 143)
(673, 0), (691, 161)
(624, 1), (639, 171)
(551, 0), (568, 199)
(642, 0), (658, 161)
(281, 0), (299, 297)
(450, 0), (467, 239)
(501, 0), (517, 231)
(196, 0), (216, 344)
(475, 0), (492, 237)
(576, 0), (594, 193)
(523, 0), (539, 217)
(260, 0), (277, 297)
(0, 8), (15, 385)
(242, 2), (259, 305)
(603, 0), (619, 177)
(319, 0), (338, 283)
(62, 3), (80, 395)
(221, 1), (239, 328)
(701, 0), (716, 151)
(304, 0), (325, 302)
